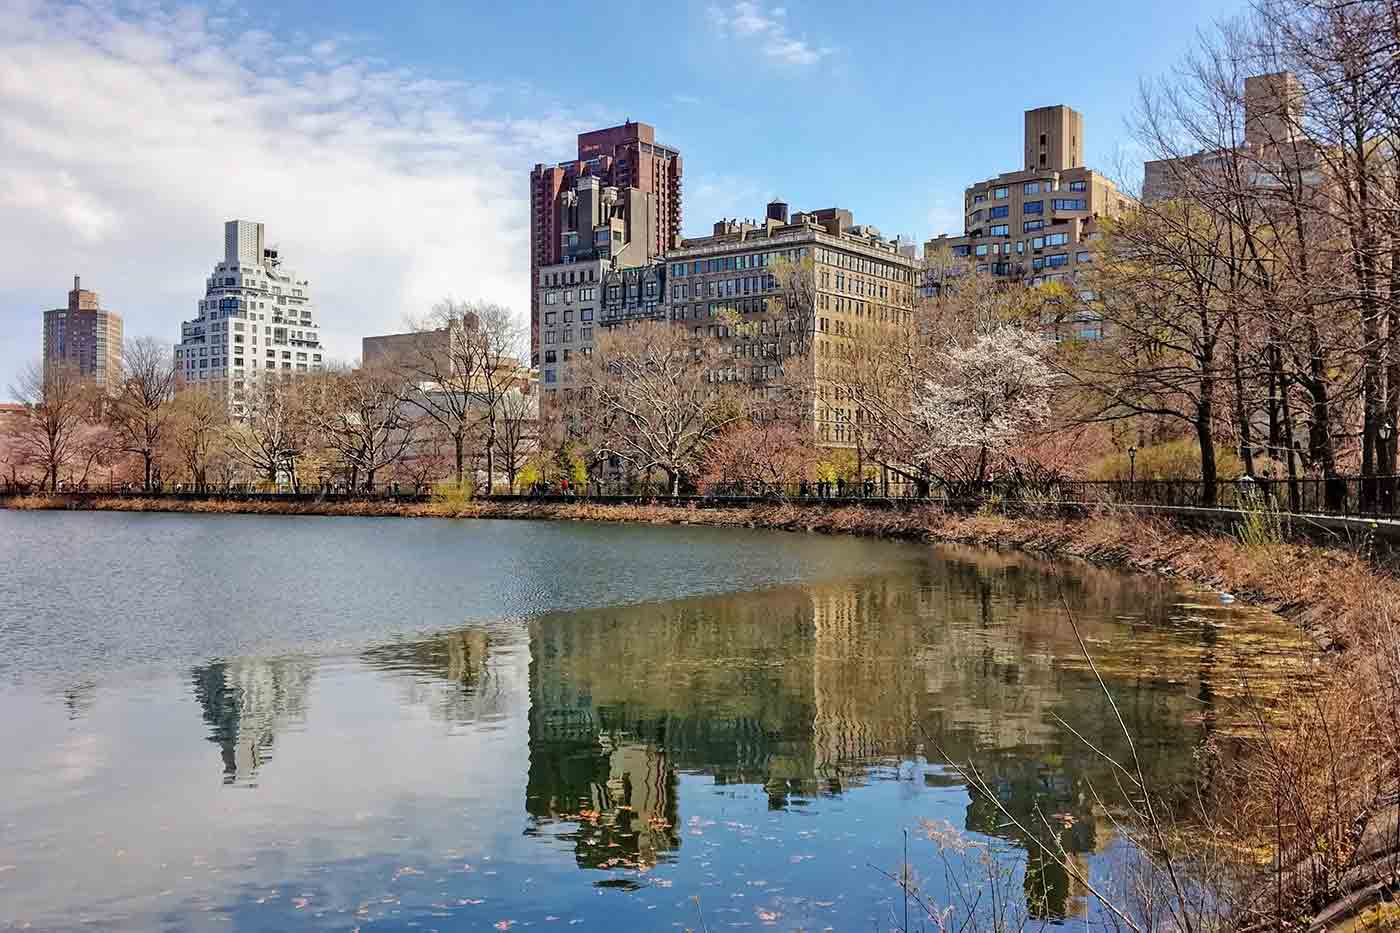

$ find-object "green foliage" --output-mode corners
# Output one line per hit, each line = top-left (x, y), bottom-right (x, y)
(434, 478), (474, 509)
(1235, 490), (1287, 548)
(1355, 904), (1400, 932)
(1087, 438), (1244, 482)
(814, 450), (864, 483)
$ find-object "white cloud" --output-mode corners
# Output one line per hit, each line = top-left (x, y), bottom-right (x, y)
(0, 0), (584, 390)
(706, 1), (833, 67)
(925, 198), (964, 239)
(684, 173), (769, 237)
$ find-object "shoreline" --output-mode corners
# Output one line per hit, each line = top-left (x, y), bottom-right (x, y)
(5, 492), (1392, 652)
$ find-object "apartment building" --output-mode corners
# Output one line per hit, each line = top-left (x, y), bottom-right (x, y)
(535, 174), (663, 391)
(1143, 72), (1311, 203)
(664, 201), (917, 446)
(529, 122), (682, 362)
(924, 106), (1133, 338)
(174, 220), (324, 418)
(42, 276), (123, 389)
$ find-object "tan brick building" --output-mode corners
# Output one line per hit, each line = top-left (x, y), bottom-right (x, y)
(663, 201), (917, 447)
(925, 106), (1133, 339)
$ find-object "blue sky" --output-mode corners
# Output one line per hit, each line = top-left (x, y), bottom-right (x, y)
(0, 0), (1245, 395)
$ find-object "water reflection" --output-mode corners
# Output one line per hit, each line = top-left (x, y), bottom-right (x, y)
(191, 658), (313, 784)
(159, 545), (1310, 927)
(507, 547), (1307, 920)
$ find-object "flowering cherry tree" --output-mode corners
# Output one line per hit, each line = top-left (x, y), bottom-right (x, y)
(913, 323), (1053, 486)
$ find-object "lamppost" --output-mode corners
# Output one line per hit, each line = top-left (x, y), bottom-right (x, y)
(1127, 445), (1137, 499)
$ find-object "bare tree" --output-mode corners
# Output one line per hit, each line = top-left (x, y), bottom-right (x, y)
(167, 388), (228, 490)
(468, 303), (527, 496)
(1073, 201), (1240, 503)
(305, 367), (418, 491)
(7, 361), (92, 491)
(493, 385), (537, 494)
(398, 299), (526, 492)
(225, 377), (308, 488)
(576, 322), (745, 496)
(108, 337), (178, 489)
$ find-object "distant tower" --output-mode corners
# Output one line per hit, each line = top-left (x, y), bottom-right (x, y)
(42, 275), (123, 389)
(1244, 72), (1303, 147)
(1024, 105), (1085, 171)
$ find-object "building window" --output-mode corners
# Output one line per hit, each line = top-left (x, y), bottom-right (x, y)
(1047, 253), (1070, 267)
(993, 187), (1009, 199)
(1076, 251), (1092, 263)
(544, 369), (556, 383)
(1068, 180), (1088, 192)
(989, 205), (1009, 219)
(974, 244), (990, 257)
(990, 224), (1009, 237)
(1023, 181), (1040, 194)
(545, 350), (557, 363)
(1045, 232), (1069, 247)
(1052, 198), (1086, 211)
(1023, 201), (1043, 215)
(1024, 219), (1045, 232)
(545, 312), (556, 325)
(564, 310), (574, 322)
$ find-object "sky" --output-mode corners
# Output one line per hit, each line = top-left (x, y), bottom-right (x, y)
(0, 0), (1247, 397)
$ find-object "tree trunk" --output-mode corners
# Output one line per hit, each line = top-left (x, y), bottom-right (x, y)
(1231, 323), (1255, 476)
(143, 453), (154, 490)
(1197, 385), (1218, 507)
(453, 433), (465, 487)
(484, 437), (495, 497)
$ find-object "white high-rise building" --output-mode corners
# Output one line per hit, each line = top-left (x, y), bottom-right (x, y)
(175, 220), (325, 417)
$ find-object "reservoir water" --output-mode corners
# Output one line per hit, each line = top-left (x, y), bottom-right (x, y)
(0, 510), (1313, 930)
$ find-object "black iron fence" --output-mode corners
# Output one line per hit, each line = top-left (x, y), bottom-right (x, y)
(5, 474), (1400, 520)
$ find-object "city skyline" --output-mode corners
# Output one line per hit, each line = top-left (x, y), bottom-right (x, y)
(0, 0), (1249, 398)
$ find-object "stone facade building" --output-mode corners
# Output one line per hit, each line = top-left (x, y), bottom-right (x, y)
(42, 276), (123, 389)
(662, 201), (917, 447)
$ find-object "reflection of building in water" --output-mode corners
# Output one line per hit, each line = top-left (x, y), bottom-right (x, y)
(190, 658), (313, 784)
(809, 579), (925, 781)
(359, 627), (501, 725)
(522, 548), (1310, 917)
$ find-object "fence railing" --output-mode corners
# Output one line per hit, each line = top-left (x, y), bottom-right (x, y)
(4, 475), (1400, 520)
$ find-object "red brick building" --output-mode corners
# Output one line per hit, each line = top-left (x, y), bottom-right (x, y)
(528, 121), (682, 363)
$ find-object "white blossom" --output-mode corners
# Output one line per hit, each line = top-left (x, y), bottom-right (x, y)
(913, 323), (1053, 478)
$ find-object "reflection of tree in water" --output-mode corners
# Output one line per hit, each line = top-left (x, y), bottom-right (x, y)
(62, 681), (96, 720)
(521, 547), (1311, 916)
(359, 627), (503, 725)
(190, 657), (314, 784)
